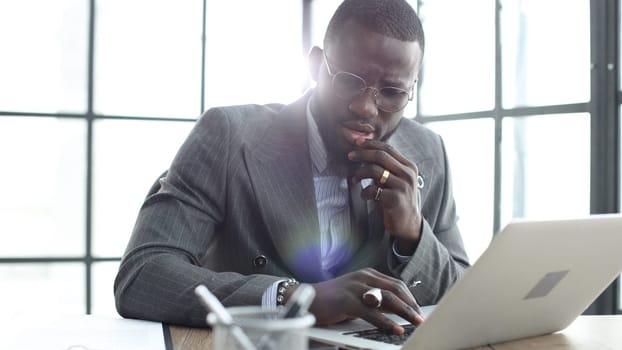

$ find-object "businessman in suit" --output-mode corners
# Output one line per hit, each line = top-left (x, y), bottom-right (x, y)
(114, 0), (469, 335)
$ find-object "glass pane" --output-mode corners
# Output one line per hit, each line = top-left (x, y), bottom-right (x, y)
(0, 263), (84, 318)
(310, 0), (341, 48)
(94, 0), (202, 118)
(418, 0), (495, 115)
(502, 0), (590, 108)
(204, 0), (304, 108)
(0, 117), (86, 257)
(0, 0), (87, 113)
(92, 120), (194, 257)
(501, 113), (590, 226)
(427, 119), (495, 262)
(92, 261), (121, 316)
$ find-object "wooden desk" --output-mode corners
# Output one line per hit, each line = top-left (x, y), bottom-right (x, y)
(471, 316), (622, 350)
(169, 315), (622, 350)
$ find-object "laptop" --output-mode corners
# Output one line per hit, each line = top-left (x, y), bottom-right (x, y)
(308, 214), (622, 350)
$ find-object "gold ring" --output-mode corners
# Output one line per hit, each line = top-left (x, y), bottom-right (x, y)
(379, 169), (390, 185)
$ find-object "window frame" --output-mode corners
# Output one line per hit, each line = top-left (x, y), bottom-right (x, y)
(0, 0), (619, 315)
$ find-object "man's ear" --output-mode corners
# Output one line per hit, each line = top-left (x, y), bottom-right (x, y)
(308, 46), (323, 82)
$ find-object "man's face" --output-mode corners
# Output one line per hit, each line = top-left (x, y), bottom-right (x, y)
(312, 20), (423, 164)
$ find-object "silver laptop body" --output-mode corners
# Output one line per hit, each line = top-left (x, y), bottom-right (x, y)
(308, 214), (622, 350)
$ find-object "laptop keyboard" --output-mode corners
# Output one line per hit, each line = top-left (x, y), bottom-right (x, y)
(343, 324), (417, 345)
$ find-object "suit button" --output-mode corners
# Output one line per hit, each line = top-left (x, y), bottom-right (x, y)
(253, 255), (267, 268)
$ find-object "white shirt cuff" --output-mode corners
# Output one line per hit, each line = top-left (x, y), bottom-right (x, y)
(392, 240), (411, 262)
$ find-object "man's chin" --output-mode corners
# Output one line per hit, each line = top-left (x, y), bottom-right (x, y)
(335, 139), (356, 157)
(321, 131), (360, 164)
(330, 142), (360, 169)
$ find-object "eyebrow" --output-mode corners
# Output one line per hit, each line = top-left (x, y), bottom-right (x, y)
(349, 66), (411, 90)
(379, 77), (411, 90)
(327, 53), (412, 90)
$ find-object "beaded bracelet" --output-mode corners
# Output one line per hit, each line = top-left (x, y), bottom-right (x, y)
(276, 278), (299, 306)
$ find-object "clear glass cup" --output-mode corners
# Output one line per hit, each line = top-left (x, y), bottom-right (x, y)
(207, 306), (315, 350)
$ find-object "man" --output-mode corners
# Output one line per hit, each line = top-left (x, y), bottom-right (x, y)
(114, 0), (469, 335)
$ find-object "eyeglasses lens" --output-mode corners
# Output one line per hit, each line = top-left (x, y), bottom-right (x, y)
(332, 72), (410, 112)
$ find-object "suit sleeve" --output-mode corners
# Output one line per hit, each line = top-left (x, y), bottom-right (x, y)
(113, 108), (281, 327)
(388, 137), (470, 305)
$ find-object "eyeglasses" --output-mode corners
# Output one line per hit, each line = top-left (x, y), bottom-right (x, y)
(323, 52), (414, 113)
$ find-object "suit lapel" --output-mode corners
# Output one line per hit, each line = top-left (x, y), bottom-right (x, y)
(387, 119), (430, 172)
(244, 93), (326, 282)
(388, 120), (431, 200)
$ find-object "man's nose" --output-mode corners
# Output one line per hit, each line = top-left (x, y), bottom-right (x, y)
(348, 88), (379, 119)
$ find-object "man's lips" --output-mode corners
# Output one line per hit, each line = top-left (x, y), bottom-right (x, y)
(340, 122), (375, 146)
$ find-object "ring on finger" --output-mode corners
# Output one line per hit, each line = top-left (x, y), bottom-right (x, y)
(379, 169), (390, 185)
(362, 288), (383, 308)
(374, 187), (383, 201)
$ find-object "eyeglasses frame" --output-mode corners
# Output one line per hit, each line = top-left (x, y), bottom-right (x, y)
(322, 52), (415, 113)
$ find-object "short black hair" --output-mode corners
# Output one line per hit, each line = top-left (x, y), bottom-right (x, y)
(324, 0), (425, 52)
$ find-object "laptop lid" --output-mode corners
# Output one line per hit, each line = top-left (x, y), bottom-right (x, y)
(308, 214), (622, 350)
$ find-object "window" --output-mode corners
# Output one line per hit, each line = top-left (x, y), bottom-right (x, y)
(501, 0), (590, 108)
(1, 0), (619, 316)
(427, 119), (494, 262)
(415, 0), (592, 265)
(501, 114), (590, 225)
(0, 0), (88, 113)
(94, 0), (203, 118)
(418, 0), (495, 115)
(92, 120), (193, 257)
(204, 0), (304, 107)
(0, 0), (303, 316)
(417, 0), (619, 314)
(0, 118), (86, 258)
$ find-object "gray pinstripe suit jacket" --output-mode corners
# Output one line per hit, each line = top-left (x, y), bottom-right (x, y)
(114, 91), (469, 326)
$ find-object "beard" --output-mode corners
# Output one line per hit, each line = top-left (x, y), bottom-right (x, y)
(313, 110), (352, 164)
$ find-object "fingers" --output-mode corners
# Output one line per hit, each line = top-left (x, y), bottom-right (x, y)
(350, 152), (414, 186)
(357, 269), (423, 318)
(348, 142), (419, 188)
(349, 139), (418, 174)
(351, 269), (418, 306)
(352, 163), (404, 189)
(360, 309), (407, 335)
(348, 140), (423, 240)
(355, 138), (413, 166)
(311, 269), (424, 334)
(357, 290), (423, 334)
(364, 183), (396, 204)
(378, 289), (424, 326)
(370, 274), (420, 312)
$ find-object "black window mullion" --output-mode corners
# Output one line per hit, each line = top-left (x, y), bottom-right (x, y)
(302, 0), (312, 90)
(585, 0), (620, 315)
(85, 0), (96, 314)
(492, 0), (503, 234)
(200, 0), (207, 114)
